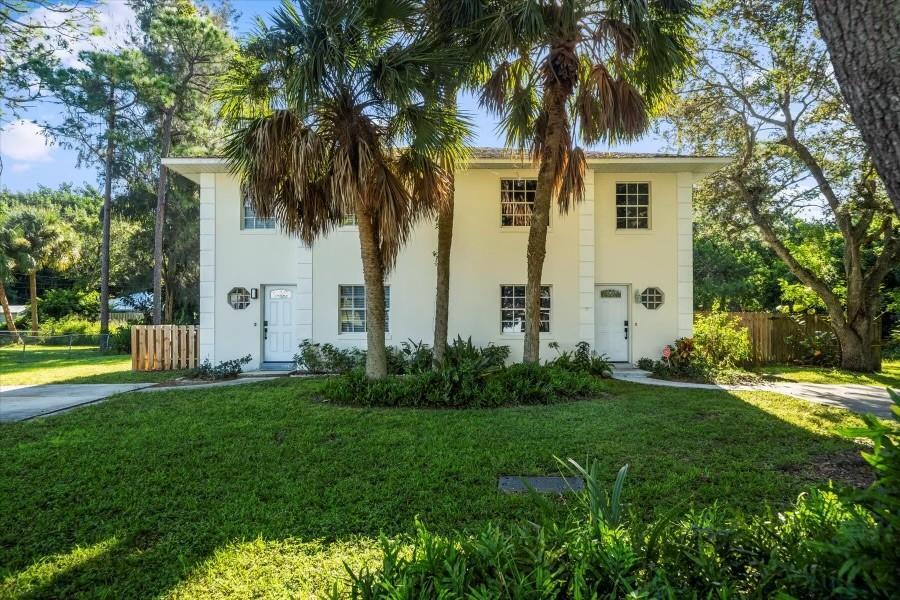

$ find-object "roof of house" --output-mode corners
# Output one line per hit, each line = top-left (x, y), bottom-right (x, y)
(163, 148), (729, 183)
(466, 147), (723, 160)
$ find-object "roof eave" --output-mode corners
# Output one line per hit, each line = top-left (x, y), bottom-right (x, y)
(163, 155), (731, 182)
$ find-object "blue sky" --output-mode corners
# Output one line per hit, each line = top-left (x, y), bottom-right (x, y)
(0, 0), (667, 193)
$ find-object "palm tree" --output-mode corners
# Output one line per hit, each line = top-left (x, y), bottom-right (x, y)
(479, 0), (696, 362)
(218, 0), (466, 378)
(7, 208), (79, 332)
(0, 214), (32, 342)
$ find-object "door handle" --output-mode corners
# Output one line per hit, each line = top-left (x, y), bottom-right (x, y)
(624, 320), (629, 340)
(263, 320), (268, 340)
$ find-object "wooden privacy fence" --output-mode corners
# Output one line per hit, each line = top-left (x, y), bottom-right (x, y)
(132, 325), (198, 371)
(702, 312), (880, 365)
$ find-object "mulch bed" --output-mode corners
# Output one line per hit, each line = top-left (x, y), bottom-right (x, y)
(779, 449), (875, 488)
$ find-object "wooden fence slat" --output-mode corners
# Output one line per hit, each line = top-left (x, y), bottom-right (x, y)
(130, 325), (198, 372)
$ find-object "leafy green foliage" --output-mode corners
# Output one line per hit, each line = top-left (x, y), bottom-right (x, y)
(546, 341), (613, 377)
(693, 309), (752, 367)
(838, 389), (900, 591)
(37, 288), (100, 320)
(338, 456), (890, 598)
(636, 357), (655, 371)
(192, 354), (252, 380)
(295, 339), (436, 375)
(323, 349), (604, 409)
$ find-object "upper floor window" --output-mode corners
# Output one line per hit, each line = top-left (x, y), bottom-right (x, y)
(615, 183), (650, 229)
(500, 178), (537, 227)
(500, 285), (550, 333)
(242, 198), (275, 230)
(339, 285), (390, 333)
(340, 213), (358, 227)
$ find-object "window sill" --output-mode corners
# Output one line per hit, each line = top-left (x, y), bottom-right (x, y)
(613, 229), (653, 235)
(239, 229), (278, 235)
(337, 332), (392, 341)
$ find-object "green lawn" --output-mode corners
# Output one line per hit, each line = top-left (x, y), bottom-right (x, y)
(0, 378), (872, 598)
(758, 359), (900, 388)
(0, 346), (188, 385)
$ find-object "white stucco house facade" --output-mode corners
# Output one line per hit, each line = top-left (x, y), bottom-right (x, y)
(164, 149), (726, 370)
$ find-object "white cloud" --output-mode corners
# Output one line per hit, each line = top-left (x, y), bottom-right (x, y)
(26, 1), (138, 68)
(0, 121), (53, 163)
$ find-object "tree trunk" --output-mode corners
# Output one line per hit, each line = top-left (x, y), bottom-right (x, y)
(152, 107), (175, 325)
(833, 319), (880, 372)
(524, 91), (568, 363)
(812, 0), (900, 218)
(99, 98), (115, 337)
(432, 178), (454, 365)
(356, 208), (388, 378)
(1, 280), (21, 342)
(28, 271), (38, 332)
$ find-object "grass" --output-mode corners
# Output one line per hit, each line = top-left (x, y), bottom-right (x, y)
(0, 377), (873, 598)
(0, 345), (188, 385)
(758, 358), (900, 388)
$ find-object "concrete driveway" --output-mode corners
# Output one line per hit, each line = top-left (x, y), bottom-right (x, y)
(613, 368), (895, 418)
(0, 383), (154, 423)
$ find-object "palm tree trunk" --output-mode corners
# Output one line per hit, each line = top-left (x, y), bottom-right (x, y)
(432, 179), (454, 364)
(28, 271), (38, 332)
(152, 107), (174, 325)
(1, 280), (21, 343)
(357, 208), (388, 378)
(99, 96), (115, 337)
(524, 93), (568, 363)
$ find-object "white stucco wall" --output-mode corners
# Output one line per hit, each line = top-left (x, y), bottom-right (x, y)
(593, 171), (682, 362)
(200, 163), (698, 368)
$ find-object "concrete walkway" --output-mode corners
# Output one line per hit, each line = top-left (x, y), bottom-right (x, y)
(0, 383), (155, 423)
(612, 368), (894, 418)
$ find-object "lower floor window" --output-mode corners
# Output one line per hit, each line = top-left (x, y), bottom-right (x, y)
(339, 285), (390, 333)
(501, 285), (550, 333)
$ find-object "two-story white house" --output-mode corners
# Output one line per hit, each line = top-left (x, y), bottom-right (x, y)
(164, 149), (726, 370)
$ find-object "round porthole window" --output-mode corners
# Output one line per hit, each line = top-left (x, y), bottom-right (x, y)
(640, 287), (664, 309)
(228, 287), (251, 310)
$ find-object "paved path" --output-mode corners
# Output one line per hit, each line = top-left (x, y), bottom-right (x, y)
(0, 383), (155, 423)
(612, 369), (894, 418)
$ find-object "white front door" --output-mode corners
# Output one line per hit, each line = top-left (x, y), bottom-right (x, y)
(595, 285), (629, 362)
(264, 286), (296, 362)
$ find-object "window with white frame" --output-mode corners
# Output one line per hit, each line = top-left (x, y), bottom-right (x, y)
(339, 285), (390, 333)
(500, 178), (537, 226)
(615, 182), (650, 229)
(340, 213), (358, 226)
(500, 285), (550, 333)
(242, 198), (276, 229)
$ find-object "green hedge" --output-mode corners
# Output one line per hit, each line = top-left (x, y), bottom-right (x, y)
(322, 363), (606, 408)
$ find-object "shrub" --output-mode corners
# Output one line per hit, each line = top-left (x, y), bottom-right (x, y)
(107, 322), (134, 354)
(440, 335), (509, 369)
(546, 341), (613, 377)
(693, 309), (751, 367)
(636, 357), (654, 370)
(295, 340), (364, 374)
(38, 288), (101, 320)
(484, 363), (604, 406)
(192, 354), (252, 380)
(295, 339), (434, 375)
(787, 313), (840, 366)
(885, 325), (900, 360)
(322, 364), (604, 409)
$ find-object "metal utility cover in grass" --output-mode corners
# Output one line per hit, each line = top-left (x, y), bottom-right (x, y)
(498, 476), (584, 494)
